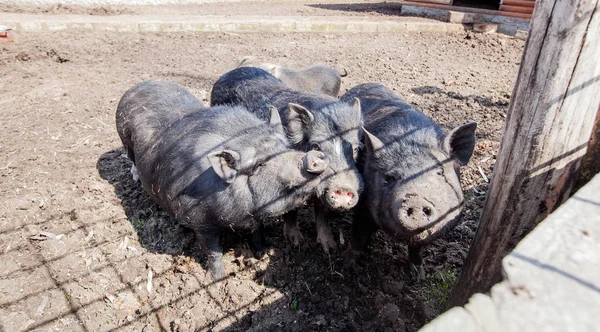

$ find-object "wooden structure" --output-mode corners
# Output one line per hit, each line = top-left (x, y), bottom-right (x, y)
(447, 0), (600, 308)
(404, 0), (535, 19)
(420, 174), (600, 332)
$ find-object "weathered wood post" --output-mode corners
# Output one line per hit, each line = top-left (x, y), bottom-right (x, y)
(575, 106), (600, 189)
(447, 0), (600, 308)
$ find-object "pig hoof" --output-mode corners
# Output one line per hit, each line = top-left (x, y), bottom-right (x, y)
(283, 224), (304, 246)
(208, 263), (226, 281)
(408, 263), (425, 280)
(210, 268), (226, 281)
(130, 164), (140, 182)
(316, 232), (337, 254)
(250, 245), (267, 259)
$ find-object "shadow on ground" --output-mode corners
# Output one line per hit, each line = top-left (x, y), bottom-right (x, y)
(94, 147), (461, 331)
(307, 2), (403, 17)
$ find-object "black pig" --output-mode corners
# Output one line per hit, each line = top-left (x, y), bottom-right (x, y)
(235, 56), (346, 97)
(340, 83), (476, 266)
(116, 81), (330, 279)
(211, 67), (363, 253)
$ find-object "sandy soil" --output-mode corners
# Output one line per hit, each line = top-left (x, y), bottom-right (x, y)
(0, 19), (524, 332)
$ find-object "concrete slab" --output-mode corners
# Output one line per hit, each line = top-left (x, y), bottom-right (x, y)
(2, 12), (470, 34)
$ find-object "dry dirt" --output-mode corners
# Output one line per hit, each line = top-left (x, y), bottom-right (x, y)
(0, 12), (524, 332)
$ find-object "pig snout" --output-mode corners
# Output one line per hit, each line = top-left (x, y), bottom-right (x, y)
(325, 186), (358, 209)
(397, 195), (438, 231)
(303, 150), (329, 174)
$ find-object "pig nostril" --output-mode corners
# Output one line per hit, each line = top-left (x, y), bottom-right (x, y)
(312, 162), (318, 168)
(423, 207), (432, 216)
(335, 190), (341, 196)
(346, 192), (353, 197)
(406, 208), (414, 216)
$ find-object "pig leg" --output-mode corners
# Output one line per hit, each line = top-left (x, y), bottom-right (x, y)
(315, 200), (337, 254)
(248, 223), (267, 259)
(344, 206), (377, 267)
(407, 245), (425, 279)
(130, 164), (140, 182)
(348, 206), (378, 253)
(283, 210), (304, 246)
(408, 245), (423, 266)
(200, 230), (225, 281)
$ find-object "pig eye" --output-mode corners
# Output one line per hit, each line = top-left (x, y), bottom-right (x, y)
(251, 163), (266, 175)
(353, 146), (359, 158)
(436, 169), (444, 176)
(384, 173), (400, 183)
(311, 143), (321, 151)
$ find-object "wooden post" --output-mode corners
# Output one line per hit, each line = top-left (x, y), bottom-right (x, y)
(575, 106), (600, 190)
(447, 0), (600, 308)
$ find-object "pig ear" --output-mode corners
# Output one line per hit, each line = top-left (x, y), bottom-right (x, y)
(443, 122), (477, 166)
(352, 97), (362, 125)
(363, 127), (384, 155)
(207, 150), (241, 184)
(268, 105), (284, 134)
(287, 103), (315, 144)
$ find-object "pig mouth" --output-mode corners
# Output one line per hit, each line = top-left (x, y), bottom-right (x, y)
(318, 193), (358, 211)
(403, 210), (463, 246)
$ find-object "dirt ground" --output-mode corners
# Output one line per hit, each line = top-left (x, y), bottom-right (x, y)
(3, 1), (416, 19)
(0, 8), (524, 331)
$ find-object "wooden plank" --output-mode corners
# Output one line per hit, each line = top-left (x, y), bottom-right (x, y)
(499, 5), (534, 14)
(401, 1), (532, 19)
(502, 0), (536, 8)
(575, 106), (600, 190)
(418, 307), (479, 332)
(447, 0), (600, 308)
(420, 174), (600, 332)
(495, 174), (600, 331)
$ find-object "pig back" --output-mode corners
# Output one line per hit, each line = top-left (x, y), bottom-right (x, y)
(116, 80), (206, 164)
(342, 83), (443, 142)
(211, 67), (336, 124)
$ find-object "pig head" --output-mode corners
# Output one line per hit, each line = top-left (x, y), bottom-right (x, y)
(362, 122), (477, 246)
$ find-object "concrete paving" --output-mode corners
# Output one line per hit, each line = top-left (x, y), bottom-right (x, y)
(2, 11), (469, 33)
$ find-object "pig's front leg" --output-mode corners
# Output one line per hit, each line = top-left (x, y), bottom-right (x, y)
(248, 222), (267, 259)
(130, 164), (140, 182)
(315, 200), (337, 254)
(283, 210), (304, 246)
(200, 230), (225, 281)
(344, 205), (378, 267)
(407, 245), (424, 279)
(408, 245), (423, 266)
